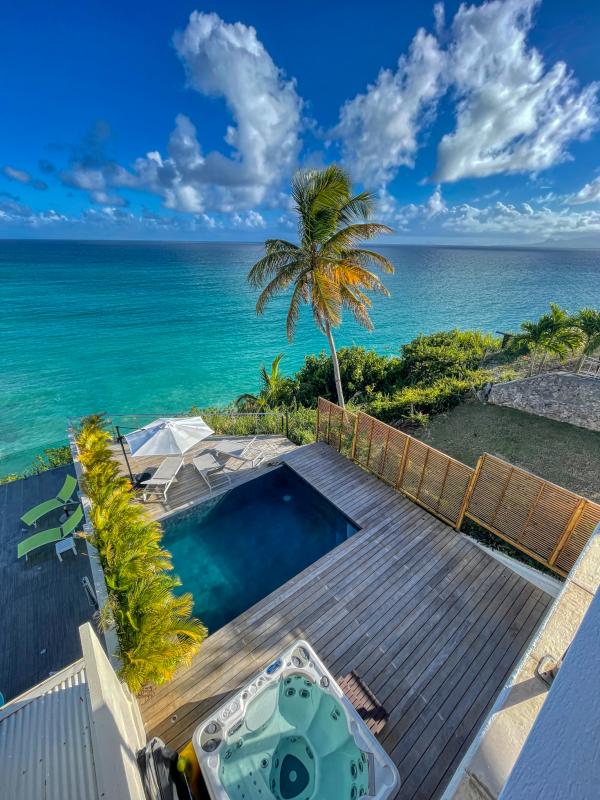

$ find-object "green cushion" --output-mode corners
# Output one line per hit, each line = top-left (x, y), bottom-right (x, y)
(17, 527), (62, 559)
(56, 474), (78, 503)
(61, 505), (84, 536)
(21, 498), (62, 527)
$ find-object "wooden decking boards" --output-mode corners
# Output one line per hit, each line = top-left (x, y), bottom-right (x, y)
(139, 442), (552, 800)
(0, 465), (97, 701)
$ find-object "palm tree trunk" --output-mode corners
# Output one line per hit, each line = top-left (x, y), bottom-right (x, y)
(324, 321), (345, 408)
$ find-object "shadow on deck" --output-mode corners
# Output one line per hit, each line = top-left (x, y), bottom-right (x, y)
(139, 442), (552, 800)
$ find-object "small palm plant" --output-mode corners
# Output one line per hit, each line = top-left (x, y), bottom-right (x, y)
(515, 303), (584, 375)
(574, 307), (600, 355)
(248, 165), (393, 408)
(236, 353), (286, 411)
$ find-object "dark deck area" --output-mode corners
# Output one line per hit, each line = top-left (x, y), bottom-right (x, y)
(0, 465), (97, 701)
(140, 442), (552, 800)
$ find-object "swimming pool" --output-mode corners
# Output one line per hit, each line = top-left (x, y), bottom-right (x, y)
(193, 640), (400, 799)
(161, 465), (359, 632)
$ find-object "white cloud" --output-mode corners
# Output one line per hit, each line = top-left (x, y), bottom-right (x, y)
(334, 0), (598, 188)
(3, 164), (48, 190)
(569, 175), (600, 205)
(334, 27), (446, 186)
(128, 12), (303, 212)
(231, 210), (266, 228)
(434, 0), (599, 182)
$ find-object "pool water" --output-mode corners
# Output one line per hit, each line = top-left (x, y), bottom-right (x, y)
(161, 465), (358, 632)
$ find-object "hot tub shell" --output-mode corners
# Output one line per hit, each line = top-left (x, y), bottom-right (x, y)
(193, 639), (400, 799)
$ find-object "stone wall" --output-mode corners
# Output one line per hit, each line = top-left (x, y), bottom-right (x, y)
(489, 372), (600, 432)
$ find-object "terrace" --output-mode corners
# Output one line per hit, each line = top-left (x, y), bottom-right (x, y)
(136, 442), (553, 800)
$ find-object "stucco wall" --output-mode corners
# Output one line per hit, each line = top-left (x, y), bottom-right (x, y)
(489, 372), (600, 431)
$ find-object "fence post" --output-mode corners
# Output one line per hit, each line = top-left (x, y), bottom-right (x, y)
(285, 409), (289, 440)
(549, 499), (587, 567)
(456, 455), (484, 531)
(350, 413), (359, 461)
(316, 400), (321, 441)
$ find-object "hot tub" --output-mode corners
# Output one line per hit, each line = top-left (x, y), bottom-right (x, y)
(193, 640), (400, 800)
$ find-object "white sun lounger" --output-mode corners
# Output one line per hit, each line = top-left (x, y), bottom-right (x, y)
(141, 456), (183, 502)
(193, 452), (232, 493)
(213, 437), (267, 468)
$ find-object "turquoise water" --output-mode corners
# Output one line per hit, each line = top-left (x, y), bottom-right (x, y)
(161, 465), (358, 633)
(1, 239), (598, 474)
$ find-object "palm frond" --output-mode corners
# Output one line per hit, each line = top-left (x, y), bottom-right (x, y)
(255, 260), (306, 315)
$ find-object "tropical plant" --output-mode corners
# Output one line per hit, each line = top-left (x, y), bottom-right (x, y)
(514, 303), (584, 375)
(236, 353), (295, 411)
(76, 414), (207, 693)
(398, 330), (499, 385)
(248, 165), (393, 408)
(573, 307), (600, 355)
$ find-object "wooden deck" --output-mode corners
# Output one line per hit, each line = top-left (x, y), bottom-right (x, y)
(110, 434), (296, 520)
(0, 466), (97, 701)
(140, 442), (552, 800)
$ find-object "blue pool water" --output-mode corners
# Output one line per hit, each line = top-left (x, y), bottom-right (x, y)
(161, 465), (358, 632)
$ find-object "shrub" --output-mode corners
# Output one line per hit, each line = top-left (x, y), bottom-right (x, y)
(294, 346), (401, 406)
(366, 371), (492, 424)
(77, 415), (206, 693)
(0, 444), (72, 485)
(398, 330), (500, 385)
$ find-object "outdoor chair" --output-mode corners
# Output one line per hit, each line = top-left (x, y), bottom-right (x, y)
(140, 456), (184, 502)
(20, 474), (78, 527)
(213, 437), (268, 468)
(18, 504), (84, 560)
(193, 452), (232, 493)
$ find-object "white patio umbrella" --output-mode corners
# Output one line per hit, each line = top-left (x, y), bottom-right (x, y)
(125, 416), (214, 457)
(117, 416), (214, 484)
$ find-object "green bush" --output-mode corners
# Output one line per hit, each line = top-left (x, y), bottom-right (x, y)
(366, 371), (492, 423)
(398, 330), (499, 385)
(294, 346), (401, 407)
(0, 445), (72, 485)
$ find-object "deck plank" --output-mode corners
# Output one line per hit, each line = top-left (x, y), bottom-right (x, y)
(139, 441), (553, 799)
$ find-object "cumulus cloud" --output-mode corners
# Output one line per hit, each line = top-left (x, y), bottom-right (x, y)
(126, 12), (303, 212)
(434, 0), (599, 182)
(568, 175), (600, 205)
(2, 165), (48, 190)
(334, 27), (446, 186)
(334, 0), (598, 188)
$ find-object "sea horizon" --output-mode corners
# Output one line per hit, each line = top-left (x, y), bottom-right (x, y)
(1, 239), (599, 476)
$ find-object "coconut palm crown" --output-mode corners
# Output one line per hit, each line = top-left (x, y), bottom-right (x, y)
(248, 165), (394, 407)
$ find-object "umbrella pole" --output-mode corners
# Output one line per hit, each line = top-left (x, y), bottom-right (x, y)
(115, 425), (135, 485)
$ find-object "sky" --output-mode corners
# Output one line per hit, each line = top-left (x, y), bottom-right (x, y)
(2, 0), (600, 245)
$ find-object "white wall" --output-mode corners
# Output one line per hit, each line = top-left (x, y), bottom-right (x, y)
(500, 588), (600, 799)
(80, 623), (147, 800)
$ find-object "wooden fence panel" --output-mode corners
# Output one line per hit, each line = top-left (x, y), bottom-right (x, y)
(316, 399), (600, 576)
(465, 454), (600, 575)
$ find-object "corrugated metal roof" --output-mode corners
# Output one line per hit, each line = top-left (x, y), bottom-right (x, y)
(0, 659), (100, 799)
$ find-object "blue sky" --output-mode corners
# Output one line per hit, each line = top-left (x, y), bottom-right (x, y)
(2, 0), (600, 244)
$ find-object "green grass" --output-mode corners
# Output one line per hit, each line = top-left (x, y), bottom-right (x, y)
(415, 400), (600, 503)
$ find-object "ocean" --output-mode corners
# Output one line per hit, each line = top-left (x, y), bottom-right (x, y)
(1, 239), (598, 476)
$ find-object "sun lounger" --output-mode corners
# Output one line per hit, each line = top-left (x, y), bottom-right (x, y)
(193, 453), (231, 493)
(20, 474), (78, 527)
(18, 504), (84, 560)
(213, 437), (268, 468)
(140, 456), (183, 502)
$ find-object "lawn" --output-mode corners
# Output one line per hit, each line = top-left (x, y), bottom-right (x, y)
(415, 400), (600, 503)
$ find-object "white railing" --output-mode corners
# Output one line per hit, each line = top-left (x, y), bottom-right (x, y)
(578, 356), (600, 379)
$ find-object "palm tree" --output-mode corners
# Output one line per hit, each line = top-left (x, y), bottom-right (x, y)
(248, 165), (393, 408)
(236, 353), (286, 411)
(574, 307), (600, 355)
(515, 303), (584, 374)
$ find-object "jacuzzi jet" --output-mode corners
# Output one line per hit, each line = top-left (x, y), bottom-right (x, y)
(282, 494), (292, 502)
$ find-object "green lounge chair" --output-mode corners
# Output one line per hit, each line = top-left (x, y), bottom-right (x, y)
(18, 504), (84, 560)
(20, 474), (78, 527)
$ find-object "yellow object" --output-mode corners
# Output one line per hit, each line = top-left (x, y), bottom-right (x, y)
(178, 741), (203, 799)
